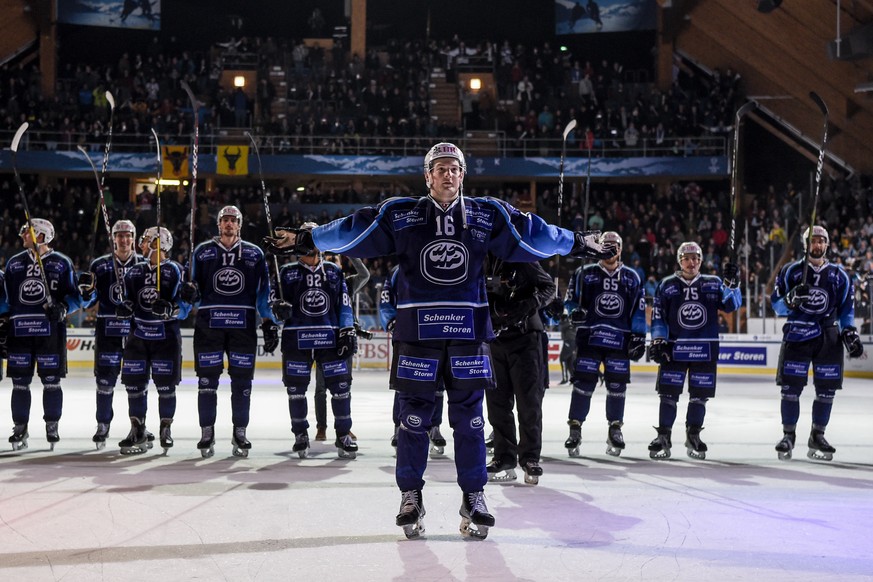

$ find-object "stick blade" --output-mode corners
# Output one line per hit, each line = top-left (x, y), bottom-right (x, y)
(105, 91), (115, 110)
(562, 119), (578, 140)
(809, 91), (828, 116)
(735, 101), (755, 121)
(11, 122), (29, 153)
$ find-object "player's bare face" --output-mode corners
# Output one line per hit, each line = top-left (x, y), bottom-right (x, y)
(220, 216), (241, 239)
(679, 253), (701, 279)
(427, 159), (463, 205)
(808, 236), (827, 261)
(114, 232), (133, 255)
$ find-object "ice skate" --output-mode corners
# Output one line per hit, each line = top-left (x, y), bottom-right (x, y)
(159, 419), (174, 454)
(807, 429), (835, 461)
(685, 425), (708, 460)
(486, 457), (517, 482)
(648, 426), (672, 460)
(9, 423), (28, 452)
(605, 421), (625, 457)
(292, 432), (310, 458)
(45, 422), (59, 451)
(565, 420), (582, 457)
(459, 491), (494, 540)
(396, 489), (426, 539)
(428, 425), (446, 457)
(231, 426), (251, 458)
(335, 433), (358, 459)
(484, 431), (494, 455)
(92, 423), (110, 450)
(197, 425), (215, 458)
(521, 459), (543, 485)
(775, 431), (796, 461)
(119, 418), (149, 455)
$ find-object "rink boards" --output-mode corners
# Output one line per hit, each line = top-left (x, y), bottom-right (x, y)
(60, 330), (873, 378)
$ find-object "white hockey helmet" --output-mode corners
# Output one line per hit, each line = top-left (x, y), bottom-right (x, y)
(111, 219), (136, 240)
(676, 241), (702, 264)
(801, 225), (829, 252)
(217, 205), (243, 226)
(600, 231), (623, 253)
(142, 226), (173, 252)
(20, 218), (55, 244)
(424, 142), (466, 173)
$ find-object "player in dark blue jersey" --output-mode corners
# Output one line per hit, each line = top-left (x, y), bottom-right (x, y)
(181, 205), (277, 458)
(265, 141), (615, 540)
(2, 219), (84, 451)
(380, 266), (447, 456)
(770, 225), (864, 461)
(562, 231), (648, 457)
(647, 241), (742, 460)
(116, 227), (191, 454)
(79, 220), (145, 449)
(272, 222), (358, 460)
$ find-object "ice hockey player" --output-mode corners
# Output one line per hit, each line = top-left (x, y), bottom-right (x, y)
(264, 141), (615, 540)
(770, 225), (863, 461)
(180, 205), (277, 458)
(561, 231), (647, 457)
(647, 241), (741, 460)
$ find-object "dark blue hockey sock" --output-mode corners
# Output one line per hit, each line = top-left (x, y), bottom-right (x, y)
(396, 390), (436, 491)
(780, 385), (801, 426)
(447, 388), (487, 493)
(329, 381), (352, 436)
(811, 389), (835, 428)
(11, 381), (32, 425)
(568, 380), (596, 422)
(42, 381), (63, 423)
(287, 385), (310, 435)
(605, 382), (627, 422)
(126, 385), (147, 419)
(658, 393), (679, 427)
(230, 377), (252, 427)
(686, 397), (708, 427)
(197, 376), (220, 427)
(95, 379), (116, 424)
(157, 385), (176, 419)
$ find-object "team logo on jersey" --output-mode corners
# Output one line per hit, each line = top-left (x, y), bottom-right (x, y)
(213, 267), (244, 296)
(19, 278), (47, 305)
(110, 282), (124, 305)
(800, 288), (829, 315)
(678, 302), (707, 329)
(300, 288), (330, 316)
(595, 292), (624, 318)
(138, 286), (158, 310)
(421, 240), (468, 285)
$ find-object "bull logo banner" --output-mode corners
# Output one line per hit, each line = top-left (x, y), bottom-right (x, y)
(217, 145), (249, 176)
(163, 146), (189, 178)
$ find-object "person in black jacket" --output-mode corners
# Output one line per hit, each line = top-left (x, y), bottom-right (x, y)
(484, 258), (556, 485)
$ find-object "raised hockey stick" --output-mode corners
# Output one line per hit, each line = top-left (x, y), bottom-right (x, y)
(10, 122), (53, 308)
(85, 91), (116, 268)
(181, 80), (200, 280)
(150, 127), (163, 292)
(554, 119), (577, 294)
(802, 91), (829, 284)
(727, 101), (756, 262)
(77, 145), (126, 299)
(245, 130), (285, 301)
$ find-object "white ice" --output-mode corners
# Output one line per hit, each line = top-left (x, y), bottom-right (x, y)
(0, 369), (871, 581)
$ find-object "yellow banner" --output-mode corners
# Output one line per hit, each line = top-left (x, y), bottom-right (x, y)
(162, 146), (189, 178)
(217, 145), (249, 176)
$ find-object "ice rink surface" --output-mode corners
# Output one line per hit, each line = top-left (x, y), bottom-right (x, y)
(0, 368), (871, 581)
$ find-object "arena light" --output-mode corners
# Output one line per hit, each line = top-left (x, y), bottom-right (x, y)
(234, 76), (246, 88)
(157, 178), (181, 186)
(470, 78), (481, 91)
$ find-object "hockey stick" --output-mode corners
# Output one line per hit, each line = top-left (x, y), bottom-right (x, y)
(245, 130), (285, 301)
(554, 119), (577, 294)
(85, 91), (116, 269)
(150, 127), (163, 292)
(181, 81), (199, 280)
(802, 91), (829, 285)
(77, 145), (126, 299)
(10, 122), (53, 308)
(727, 101), (756, 262)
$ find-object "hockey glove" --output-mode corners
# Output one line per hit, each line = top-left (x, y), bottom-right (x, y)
(386, 318), (396, 334)
(270, 300), (293, 322)
(648, 338), (671, 364)
(569, 231), (617, 260)
(722, 262), (740, 289)
(841, 326), (864, 359)
(151, 299), (179, 320)
(44, 301), (68, 323)
(263, 227), (316, 257)
(77, 271), (96, 298)
(0, 315), (9, 359)
(785, 284), (810, 310)
(179, 281), (200, 304)
(627, 333), (646, 361)
(570, 307), (588, 327)
(543, 297), (565, 321)
(116, 300), (135, 319)
(354, 322), (374, 340)
(261, 320), (279, 354)
(336, 326), (357, 358)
